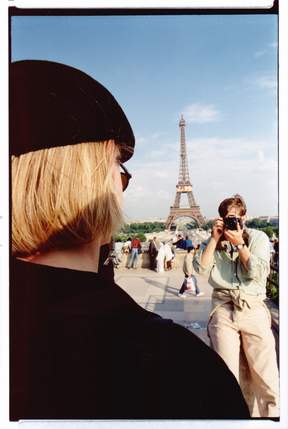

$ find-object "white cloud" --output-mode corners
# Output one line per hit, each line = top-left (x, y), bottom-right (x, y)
(186, 137), (277, 217)
(269, 42), (278, 49)
(123, 136), (278, 219)
(254, 50), (266, 58)
(244, 73), (277, 94)
(157, 190), (170, 199)
(135, 131), (167, 145)
(257, 149), (265, 163)
(149, 149), (167, 159)
(182, 103), (221, 124)
(254, 42), (278, 59)
(153, 171), (169, 178)
(151, 132), (167, 139)
(256, 75), (277, 90)
(135, 136), (146, 144)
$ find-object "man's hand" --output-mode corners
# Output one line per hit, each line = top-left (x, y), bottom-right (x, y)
(200, 218), (223, 269)
(224, 220), (245, 246)
(211, 218), (224, 242)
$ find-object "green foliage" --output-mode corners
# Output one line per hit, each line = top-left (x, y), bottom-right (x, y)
(135, 232), (147, 242)
(246, 218), (272, 228)
(185, 222), (198, 230)
(114, 232), (147, 243)
(244, 218), (279, 304)
(266, 271), (279, 304)
(261, 226), (274, 239)
(114, 233), (129, 242)
(267, 284), (279, 303)
(245, 218), (278, 239)
(202, 220), (213, 231)
(120, 222), (165, 234)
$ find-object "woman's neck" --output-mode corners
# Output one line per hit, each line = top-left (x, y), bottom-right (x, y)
(17, 238), (109, 273)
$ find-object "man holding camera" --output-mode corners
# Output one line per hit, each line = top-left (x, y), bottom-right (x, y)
(193, 195), (279, 418)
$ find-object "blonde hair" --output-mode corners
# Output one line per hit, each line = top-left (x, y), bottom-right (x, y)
(12, 141), (123, 256)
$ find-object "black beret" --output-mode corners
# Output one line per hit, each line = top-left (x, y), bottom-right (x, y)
(10, 60), (135, 162)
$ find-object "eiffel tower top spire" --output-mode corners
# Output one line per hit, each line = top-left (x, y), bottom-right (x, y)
(179, 114), (185, 127)
(178, 115), (191, 185)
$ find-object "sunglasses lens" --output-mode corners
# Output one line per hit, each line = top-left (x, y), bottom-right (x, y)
(121, 173), (129, 191)
(119, 163), (131, 191)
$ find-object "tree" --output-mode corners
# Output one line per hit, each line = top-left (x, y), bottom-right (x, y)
(262, 226), (274, 239)
(114, 233), (129, 242)
(202, 220), (213, 231)
(120, 222), (165, 234)
(245, 218), (272, 229)
(244, 219), (278, 238)
(114, 232), (147, 243)
(135, 232), (147, 242)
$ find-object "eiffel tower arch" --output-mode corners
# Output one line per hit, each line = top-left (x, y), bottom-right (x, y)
(165, 115), (205, 230)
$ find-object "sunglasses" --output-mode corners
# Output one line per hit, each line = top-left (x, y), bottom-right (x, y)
(119, 163), (132, 191)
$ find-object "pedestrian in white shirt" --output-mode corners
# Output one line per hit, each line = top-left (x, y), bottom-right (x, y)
(156, 242), (165, 272)
(163, 242), (173, 270)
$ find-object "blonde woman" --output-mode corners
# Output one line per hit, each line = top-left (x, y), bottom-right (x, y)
(10, 60), (250, 420)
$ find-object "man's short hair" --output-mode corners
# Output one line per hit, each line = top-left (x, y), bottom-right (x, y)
(218, 195), (247, 217)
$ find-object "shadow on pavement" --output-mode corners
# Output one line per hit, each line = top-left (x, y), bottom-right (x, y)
(139, 276), (179, 293)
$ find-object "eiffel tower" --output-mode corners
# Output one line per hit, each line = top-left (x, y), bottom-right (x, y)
(165, 115), (205, 230)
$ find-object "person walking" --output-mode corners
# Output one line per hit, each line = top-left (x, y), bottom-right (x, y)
(127, 236), (142, 269)
(193, 195), (279, 417)
(10, 60), (250, 420)
(178, 247), (204, 298)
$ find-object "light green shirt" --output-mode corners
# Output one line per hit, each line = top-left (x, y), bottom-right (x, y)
(183, 252), (195, 277)
(193, 228), (270, 296)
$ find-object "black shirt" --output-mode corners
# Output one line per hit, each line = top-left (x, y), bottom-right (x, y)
(10, 245), (250, 420)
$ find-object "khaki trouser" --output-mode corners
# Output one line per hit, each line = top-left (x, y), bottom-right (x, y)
(208, 291), (279, 418)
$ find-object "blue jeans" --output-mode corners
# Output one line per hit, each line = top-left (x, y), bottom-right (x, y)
(128, 248), (139, 268)
(179, 275), (200, 295)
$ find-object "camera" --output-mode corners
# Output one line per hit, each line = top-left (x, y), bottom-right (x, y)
(224, 216), (243, 230)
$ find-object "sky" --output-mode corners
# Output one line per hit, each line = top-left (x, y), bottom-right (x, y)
(11, 13), (278, 221)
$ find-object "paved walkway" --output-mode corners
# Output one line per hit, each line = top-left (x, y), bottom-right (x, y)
(115, 267), (213, 345)
(115, 266), (279, 344)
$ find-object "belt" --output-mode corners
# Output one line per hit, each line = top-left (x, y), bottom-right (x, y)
(210, 289), (266, 319)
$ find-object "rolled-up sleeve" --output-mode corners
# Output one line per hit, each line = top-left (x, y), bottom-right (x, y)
(193, 239), (215, 275)
(244, 231), (270, 281)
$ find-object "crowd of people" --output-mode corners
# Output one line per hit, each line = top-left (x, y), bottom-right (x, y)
(115, 234), (199, 269)
(112, 233), (204, 298)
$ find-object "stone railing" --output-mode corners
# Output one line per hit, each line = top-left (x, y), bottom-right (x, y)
(117, 249), (187, 270)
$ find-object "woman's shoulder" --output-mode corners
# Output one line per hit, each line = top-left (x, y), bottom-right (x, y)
(137, 317), (220, 364)
(133, 317), (249, 417)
